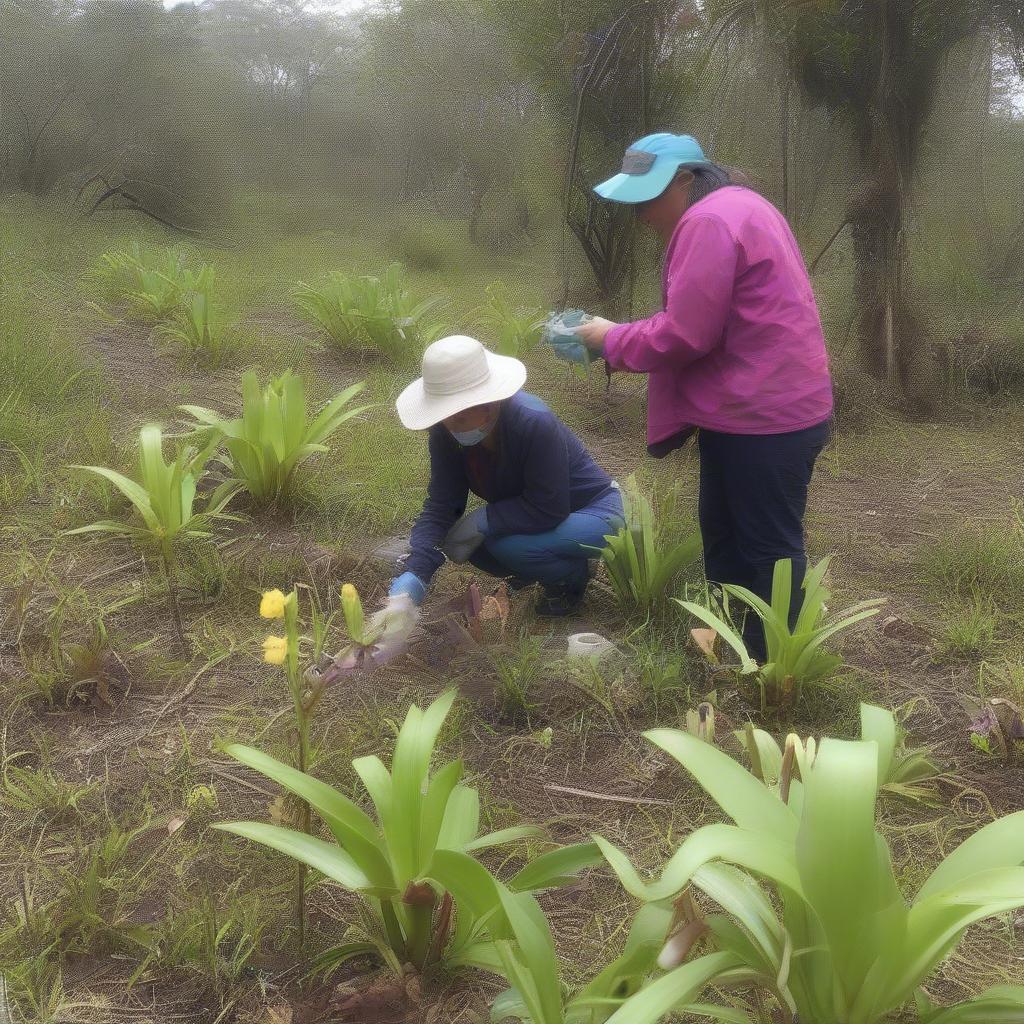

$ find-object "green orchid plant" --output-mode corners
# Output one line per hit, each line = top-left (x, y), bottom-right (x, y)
(214, 691), (600, 975)
(292, 262), (445, 366)
(67, 423), (239, 649)
(593, 711), (1024, 1023)
(591, 475), (702, 617)
(475, 282), (546, 358)
(181, 369), (370, 505)
(679, 556), (885, 707)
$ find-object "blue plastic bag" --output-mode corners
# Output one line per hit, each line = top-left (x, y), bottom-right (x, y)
(543, 309), (594, 365)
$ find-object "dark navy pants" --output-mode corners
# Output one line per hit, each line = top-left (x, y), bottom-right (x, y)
(697, 419), (831, 661)
(469, 486), (625, 592)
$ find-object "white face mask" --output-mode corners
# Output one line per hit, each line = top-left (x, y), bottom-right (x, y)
(449, 409), (498, 447)
(450, 422), (493, 446)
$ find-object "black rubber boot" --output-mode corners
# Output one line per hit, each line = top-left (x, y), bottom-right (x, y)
(535, 581), (587, 617)
(504, 576), (534, 593)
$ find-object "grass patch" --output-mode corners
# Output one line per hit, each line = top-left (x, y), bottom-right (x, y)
(919, 522), (1024, 616)
(935, 592), (1001, 660)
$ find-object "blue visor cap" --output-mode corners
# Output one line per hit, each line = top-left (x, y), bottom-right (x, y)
(594, 132), (710, 204)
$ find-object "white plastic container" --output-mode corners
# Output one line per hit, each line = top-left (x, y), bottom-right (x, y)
(567, 632), (615, 660)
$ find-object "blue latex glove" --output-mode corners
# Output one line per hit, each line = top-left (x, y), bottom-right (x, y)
(389, 571), (427, 606)
(543, 309), (598, 364)
(442, 507), (488, 563)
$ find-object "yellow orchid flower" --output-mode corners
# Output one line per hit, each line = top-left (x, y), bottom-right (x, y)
(341, 582), (365, 642)
(263, 635), (288, 665)
(260, 589), (287, 619)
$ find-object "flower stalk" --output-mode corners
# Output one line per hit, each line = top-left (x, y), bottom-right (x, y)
(260, 586), (319, 947)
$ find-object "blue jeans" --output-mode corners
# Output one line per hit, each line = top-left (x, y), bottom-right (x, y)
(698, 419), (831, 661)
(470, 487), (625, 591)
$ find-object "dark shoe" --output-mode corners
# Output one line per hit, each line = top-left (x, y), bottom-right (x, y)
(535, 582), (587, 617)
(504, 576), (534, 593)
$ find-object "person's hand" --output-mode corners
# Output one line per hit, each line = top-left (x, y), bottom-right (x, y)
(310, 590), (421, 681)
(389, 571), (426, 606)
(574, 316), (618, 355)
(442, 507), (488, 563)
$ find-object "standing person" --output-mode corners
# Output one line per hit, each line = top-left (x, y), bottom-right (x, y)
(563, 132), (833, 662)
(387, 334), (624, 617)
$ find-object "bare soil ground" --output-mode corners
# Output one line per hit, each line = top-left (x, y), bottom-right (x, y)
(4, 314), (1024, 1023)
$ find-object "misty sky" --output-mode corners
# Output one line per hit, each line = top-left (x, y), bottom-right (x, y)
(162, 0), (368, 8)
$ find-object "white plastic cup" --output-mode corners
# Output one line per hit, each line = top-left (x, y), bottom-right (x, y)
(567, 632), (615, 660)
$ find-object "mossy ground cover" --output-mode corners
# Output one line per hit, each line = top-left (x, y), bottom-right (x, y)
(2, 200), (1023, 1023)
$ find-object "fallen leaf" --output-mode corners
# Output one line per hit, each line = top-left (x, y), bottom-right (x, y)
(479, 583), (510, 623)
(167, 816), (185, 835)
(690, 628), (718, 663)
(264, 1004), (293, 1024)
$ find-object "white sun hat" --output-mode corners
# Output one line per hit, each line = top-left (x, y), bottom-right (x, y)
(396, 335), (527, 430)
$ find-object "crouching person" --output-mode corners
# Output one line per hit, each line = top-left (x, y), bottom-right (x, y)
(388, 335), (624, 616)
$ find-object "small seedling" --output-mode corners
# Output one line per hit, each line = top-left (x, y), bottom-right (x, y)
(67, 424), (240, 651)
(590, 475), (701, 617)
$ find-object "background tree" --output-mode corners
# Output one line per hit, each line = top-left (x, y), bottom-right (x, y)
(705, 0), (1024, 403)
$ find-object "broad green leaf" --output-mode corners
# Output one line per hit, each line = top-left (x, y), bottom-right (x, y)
(466, 825), (542, 853)
(419, 758), (464, 867)
(916, 810), (1024, 901)
(498, 888), (564, 1024)
(509, 842), (603, 893)
(860, 704), (898, 786)
(68, 464), (160, 534)
(891, 751), (939, 785)
(790, 607), (883, 679)
(770, 558), (793, 636)
(221, 743), (394, 891)
(64, 520), (150, 539)
(796, 738), (893, 1012)
(603, 952), (740, 1024)
(595, 824), (803, 903)
(491, 987), (531, 1023)
(692, 862), (785, 965)
(353, 755), (393, 830)
(921, 986), (1024, 1024)
(214, 821), (385, 893)
(438, 784), (480, 851)
(389, 691), (455, 880)
(424, 848), (508, 935)
(793, 555), (832, 633)
(643, 729), (797, 838)
(872, 868), (1024, 1015)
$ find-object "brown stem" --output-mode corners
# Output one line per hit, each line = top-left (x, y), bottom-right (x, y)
(809, 220), (851, 275)
(780, 737), (797, 804)
(426, 891), (454, 967)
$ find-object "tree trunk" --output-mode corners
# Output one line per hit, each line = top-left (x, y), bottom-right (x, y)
(979, 32), (993, 254)
(780, 76), (790, 221)
(849, 0), (916, 395)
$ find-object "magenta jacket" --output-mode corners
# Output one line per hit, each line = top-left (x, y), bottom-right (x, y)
(603, 186), (834, 443)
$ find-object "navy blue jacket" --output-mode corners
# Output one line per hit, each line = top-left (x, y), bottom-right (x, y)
(404, 392), (613, 583)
